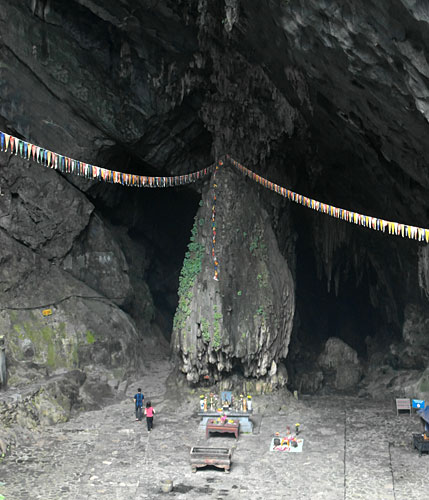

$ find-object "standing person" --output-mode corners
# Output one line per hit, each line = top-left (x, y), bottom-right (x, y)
(133, 388), (144, 421)
(144, 401), (155, 432)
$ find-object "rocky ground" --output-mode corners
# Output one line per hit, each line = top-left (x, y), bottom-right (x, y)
(0, 357), (428, 500)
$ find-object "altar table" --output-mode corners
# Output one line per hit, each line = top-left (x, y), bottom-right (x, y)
(198, 411), (253, 433)
(206, 419), (239, 439)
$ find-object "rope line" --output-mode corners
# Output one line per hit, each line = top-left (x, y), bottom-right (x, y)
(0, 294), (126, 312)
(212, 160), (221, 281)
(0, 130), (214, 187)
(1, 130), (428, 243)
(228, 155), (429, 243)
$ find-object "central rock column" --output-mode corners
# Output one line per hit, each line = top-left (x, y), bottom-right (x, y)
(171, 163), (295, 386)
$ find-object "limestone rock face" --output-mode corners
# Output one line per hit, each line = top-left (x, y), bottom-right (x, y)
(400, 303), (429, 368)
(0, 156), (93, 260)
(0, 155), (143, 415)
(0, 0), (207, 172)
(63, 215), (132, 307)
(318, 337), (362, 390)
(171, 166), (295, 385)
(0, 371), (86, 429)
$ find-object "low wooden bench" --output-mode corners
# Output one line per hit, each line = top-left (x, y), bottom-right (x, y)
(396, 398), (411, 416)
(190, 447), (231, 473)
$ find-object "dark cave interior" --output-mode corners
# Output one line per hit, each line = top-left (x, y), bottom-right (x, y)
(293, 217), (378, 359)
(86, 151), (202, 339)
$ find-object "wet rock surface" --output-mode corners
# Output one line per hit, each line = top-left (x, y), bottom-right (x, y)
(1, 358), (428, 500)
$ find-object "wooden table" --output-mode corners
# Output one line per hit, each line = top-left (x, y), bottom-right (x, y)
(206, 419), (239, 439)
(413, 433), (429, 456)
(190, 447), (231, 473)
(198, 411), (253, 433)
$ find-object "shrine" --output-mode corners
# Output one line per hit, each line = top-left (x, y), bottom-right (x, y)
(197, 392), (254, 434)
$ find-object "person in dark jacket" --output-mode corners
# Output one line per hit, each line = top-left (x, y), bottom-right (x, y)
(133, 388), (144, 421)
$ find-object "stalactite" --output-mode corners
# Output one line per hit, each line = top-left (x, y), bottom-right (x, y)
(312, 216), (350, 293)
(418, 245), (429, 299)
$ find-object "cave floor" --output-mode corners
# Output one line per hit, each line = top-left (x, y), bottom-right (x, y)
(1, 359), (428, 500)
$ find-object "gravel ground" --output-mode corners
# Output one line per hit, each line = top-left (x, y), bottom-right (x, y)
(1, 358), (428, 500)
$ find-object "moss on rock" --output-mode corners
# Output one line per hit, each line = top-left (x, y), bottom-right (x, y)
(6, 311), (81, 371)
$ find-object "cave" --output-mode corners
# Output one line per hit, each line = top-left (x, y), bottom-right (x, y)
(1, 0), (429, 412)
(4, 2), (429, 497)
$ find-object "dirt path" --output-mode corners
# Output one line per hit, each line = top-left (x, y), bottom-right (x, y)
(1, 359), (428, 499)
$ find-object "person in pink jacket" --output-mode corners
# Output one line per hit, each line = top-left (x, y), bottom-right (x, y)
(144, 401), (155, 432)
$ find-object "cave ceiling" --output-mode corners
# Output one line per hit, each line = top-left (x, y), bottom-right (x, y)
(1, 0), (429, 371)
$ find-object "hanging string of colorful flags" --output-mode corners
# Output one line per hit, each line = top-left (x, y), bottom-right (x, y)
(212, 161), (221, 281)
(227, 155), (429, 243)
(0, 130), (215, 188)
(1, 129), (429, 286)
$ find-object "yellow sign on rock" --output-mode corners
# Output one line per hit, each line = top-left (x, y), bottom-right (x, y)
(42, 309), (52, 316)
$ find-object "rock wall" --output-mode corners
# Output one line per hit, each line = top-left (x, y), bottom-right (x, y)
(0, 154), (145, 419)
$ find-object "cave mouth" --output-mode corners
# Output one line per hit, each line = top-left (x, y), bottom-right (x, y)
(86, 149), (203, 342)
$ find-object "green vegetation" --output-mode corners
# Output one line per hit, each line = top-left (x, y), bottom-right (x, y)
(86, 331), (96, 344)
(201, 318), (210, 343)
(8, 313), (79, 369)
(250, 231), (267, 258)
(47, 342), (56, 367)
(257, 271), (269, 288)
(255, 306), (267, 322)
(173, 217), (204, 332)
(213, 305), (223, 350)
(250, 235), (260, 254)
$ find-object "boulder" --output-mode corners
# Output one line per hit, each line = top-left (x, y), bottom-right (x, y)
(396, 304), (429, 369)
(318, 337), (362, 390)
(0, 370), (86, 429)
(297, 370), (324, 394)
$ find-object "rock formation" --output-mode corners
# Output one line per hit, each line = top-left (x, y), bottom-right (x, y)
(0, 0), (429, 422)
(171, 165), (295, 388)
